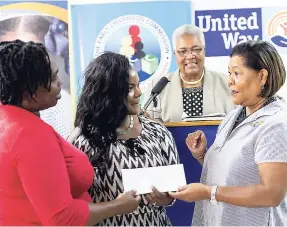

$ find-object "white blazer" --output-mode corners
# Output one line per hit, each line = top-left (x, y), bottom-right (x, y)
(145, 67), (235, 122)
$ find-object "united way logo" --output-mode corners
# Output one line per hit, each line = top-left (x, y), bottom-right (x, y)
(267, 11), (287, 48)
(195, 8), (262, 57)
(94, 15), (172, 82)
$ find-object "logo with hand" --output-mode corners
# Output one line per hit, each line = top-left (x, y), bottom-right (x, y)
(268, 11), (287, 48)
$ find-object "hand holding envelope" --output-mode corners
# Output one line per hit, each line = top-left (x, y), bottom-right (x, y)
(168, 183), (212, 202)
(114, 190), (142, 214)
(145, 186), (174, 206)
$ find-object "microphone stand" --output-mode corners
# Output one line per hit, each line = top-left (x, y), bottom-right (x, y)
(139, 93), (158, 115)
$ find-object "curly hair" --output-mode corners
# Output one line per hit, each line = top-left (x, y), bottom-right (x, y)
(75, 52), (131, 168)
(0, 39), (52, 105)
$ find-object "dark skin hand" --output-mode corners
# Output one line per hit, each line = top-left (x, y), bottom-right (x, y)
(145, 186), (174, 206)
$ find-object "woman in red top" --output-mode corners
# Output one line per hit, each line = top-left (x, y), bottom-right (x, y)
(0, 40), (141, 226)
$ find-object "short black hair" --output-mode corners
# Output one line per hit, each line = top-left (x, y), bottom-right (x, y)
(75, 52), (131, 168)
(0, 39), (52, 105)
(230, 40), (286, 98)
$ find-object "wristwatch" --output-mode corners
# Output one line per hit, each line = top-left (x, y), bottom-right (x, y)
(210, 186), (218, 205)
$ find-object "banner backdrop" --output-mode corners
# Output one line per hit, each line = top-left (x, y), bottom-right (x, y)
(195, 8), (263, 57)
(262, 7), (287, 53)
(69, 0), (192, 107)
(194, 0), (287, 99)
(68, 0), (287, 226)
(0, 0), (72, 138)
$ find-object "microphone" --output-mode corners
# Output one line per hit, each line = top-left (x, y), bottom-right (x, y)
(141, 77), (170, 112)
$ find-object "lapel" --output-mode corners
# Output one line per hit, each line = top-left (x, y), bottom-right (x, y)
(218, 98), (285, 147)
(218, 107), (242, 144)
(202, 68), (216, 115)
(169, 69), (184, 121)
(235, 99), (284, 130)
(161, 69), (183, 122)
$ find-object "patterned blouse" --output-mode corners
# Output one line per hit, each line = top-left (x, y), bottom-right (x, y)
(73, 116), (179, 226)
(182, 85), (203, 117)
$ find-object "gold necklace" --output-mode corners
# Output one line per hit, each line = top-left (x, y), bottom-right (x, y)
(116, 115), (134, 135)
(180, 69), (204, 85)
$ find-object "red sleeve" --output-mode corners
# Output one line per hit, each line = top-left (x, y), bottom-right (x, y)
(79, 192), (93, 202)
(13, 125), (90, 226)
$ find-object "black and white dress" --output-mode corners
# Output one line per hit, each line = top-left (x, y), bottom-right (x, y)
(73, 116), (179, 226)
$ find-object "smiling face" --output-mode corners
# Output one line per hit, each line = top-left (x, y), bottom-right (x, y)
(228, 55), (267, 107)
(127, 69), (141, 115)
(22, 54), (62, 112)
(174, 35), (205, 77)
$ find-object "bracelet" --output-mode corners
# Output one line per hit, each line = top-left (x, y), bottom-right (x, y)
(192, 153), (205, 160)
(152, 196), (176, 208)
(192, 148), (207, 160)
(164, 198), (176, 207)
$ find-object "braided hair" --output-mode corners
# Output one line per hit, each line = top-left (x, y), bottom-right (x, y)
(0, 39), (52, 105)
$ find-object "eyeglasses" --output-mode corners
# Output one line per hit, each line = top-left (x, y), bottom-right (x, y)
(176, 47), (205, 57)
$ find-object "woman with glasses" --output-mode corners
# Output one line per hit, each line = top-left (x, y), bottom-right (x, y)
(170, 40), (287, 226)
(144, 24), (234, 122)
(68, 52), (180, 226)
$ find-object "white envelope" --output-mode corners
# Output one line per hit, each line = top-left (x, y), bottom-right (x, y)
(121, 164), (187, 195)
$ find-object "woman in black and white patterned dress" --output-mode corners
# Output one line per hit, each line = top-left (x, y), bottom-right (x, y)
(69, 52), (179, 226)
